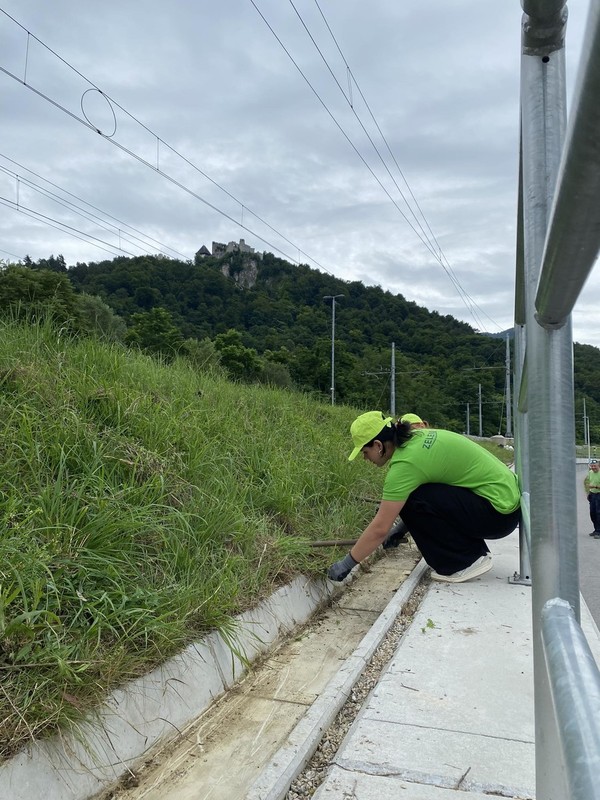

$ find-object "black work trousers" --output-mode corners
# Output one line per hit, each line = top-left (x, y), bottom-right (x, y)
(399, 483), (521, 575)
(588, 492), (600, 533)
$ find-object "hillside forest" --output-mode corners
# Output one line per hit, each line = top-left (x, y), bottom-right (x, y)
(2, 246), (600, 440)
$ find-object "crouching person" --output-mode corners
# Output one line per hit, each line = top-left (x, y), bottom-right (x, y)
(329, 412), (521, 583)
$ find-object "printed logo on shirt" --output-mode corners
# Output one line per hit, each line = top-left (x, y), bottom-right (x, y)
(422, 430), (437, 449)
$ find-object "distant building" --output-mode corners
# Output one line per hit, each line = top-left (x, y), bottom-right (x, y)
(211, 239), (262, 259)
(196, 245), (211, 258)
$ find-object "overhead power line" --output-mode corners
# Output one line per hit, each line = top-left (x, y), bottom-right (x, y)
(0, 246), (24, 261)
(0, 195), (129, 258)
(252, 0), (502, 332)
(0, 154), (190, 260)
(0, 8), (336, 277)
(1, 6), (503, 335)
(310, 0), (500, 333)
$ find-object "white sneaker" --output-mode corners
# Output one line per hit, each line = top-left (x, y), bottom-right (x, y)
(430, 554), (493, 583)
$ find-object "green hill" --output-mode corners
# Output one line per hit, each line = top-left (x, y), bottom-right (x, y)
(5, 249), (600, 440)
(64, 250), (507, 433)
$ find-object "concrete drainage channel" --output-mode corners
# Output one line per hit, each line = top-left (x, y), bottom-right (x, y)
(282, 579), (428, 800)
(250, 563), (429, 800)
(0, 545), (427, 800)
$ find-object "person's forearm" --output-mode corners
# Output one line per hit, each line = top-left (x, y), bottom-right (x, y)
(350, 520), (390, 562)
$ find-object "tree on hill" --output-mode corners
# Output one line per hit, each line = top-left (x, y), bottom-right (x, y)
(62, 252), (510, 428)
(125, 307), (184, 359)
(0, 264), (82, 329)
(214, 329), (261, 382)
(77, 293), (127, 341)
(25, 253), (67, 273)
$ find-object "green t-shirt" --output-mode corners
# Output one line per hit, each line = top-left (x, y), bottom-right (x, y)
(585, 470), (600, 493)
(382, 428), (521, 514)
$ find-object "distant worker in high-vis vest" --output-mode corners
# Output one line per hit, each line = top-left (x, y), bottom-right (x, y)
(584, 459), (600, 539)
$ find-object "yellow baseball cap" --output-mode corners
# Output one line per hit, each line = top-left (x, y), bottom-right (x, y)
(400, 413), (423, 425)
(348, 411), (393, 461)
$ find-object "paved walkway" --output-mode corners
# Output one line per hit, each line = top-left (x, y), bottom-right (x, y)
(309, 532), (600, 799)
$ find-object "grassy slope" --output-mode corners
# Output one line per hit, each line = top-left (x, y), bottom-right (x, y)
(0, 320), (383, 758)
(0, 319), (511, 759)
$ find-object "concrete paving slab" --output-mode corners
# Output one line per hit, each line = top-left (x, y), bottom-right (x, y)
(333, 718), (535, 797)
(312, 765), (527, 799)
(368, 577), (534, 741)
(315, 533), (537, 800)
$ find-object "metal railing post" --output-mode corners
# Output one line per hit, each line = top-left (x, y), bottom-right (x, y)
(520, 3), (577, 797)
(512, 151), (531, 585)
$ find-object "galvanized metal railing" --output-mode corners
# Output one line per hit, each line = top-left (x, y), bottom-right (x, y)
(541, 598), (600, 800)
(516, 1), (600, 797)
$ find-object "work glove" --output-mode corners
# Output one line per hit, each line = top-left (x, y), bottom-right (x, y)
(328, 552), (359, 581)
(383, 520), (409, 549)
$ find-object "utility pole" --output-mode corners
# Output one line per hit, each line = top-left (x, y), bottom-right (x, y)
(505, 335), (513, 438)
(478, 383), (483, 437)
(390, 342), (396, 416)
(323, 295), (344, 405)
(466, 402), (470, 435)
(584, 397), (591, 460)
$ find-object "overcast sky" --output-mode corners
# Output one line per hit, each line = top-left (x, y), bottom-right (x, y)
(1, 1), (597, 345)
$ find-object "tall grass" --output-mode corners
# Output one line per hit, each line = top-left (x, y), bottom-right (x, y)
(0, 319), (380, 758)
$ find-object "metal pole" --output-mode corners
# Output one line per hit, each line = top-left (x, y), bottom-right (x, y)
(466, 402), (470, 436)
(584, 397), (588, 447)
(513, 141), (532, 586)
(587, 414), (591, 462)
(390, 342), (396, 416)
(323, 295), (343, 405)
(331, 298), (336, 406)
(478, 383), (482, 437)
(520, 4), (576, 796)
(505, 335), (513, 438)
(515, 140), (531, 500)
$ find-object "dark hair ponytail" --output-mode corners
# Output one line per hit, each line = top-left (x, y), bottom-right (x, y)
(365, 419), (412, 450)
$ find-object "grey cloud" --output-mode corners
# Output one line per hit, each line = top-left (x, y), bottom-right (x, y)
(0, 0), (595, 344)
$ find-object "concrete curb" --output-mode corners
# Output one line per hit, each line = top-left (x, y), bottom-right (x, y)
(0, 573), (348, 800)
(246, 558), (430, 800)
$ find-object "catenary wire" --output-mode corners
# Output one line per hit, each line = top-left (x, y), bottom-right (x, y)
(0, 246), (23, 261)
(2, 6), (503, 334)
(288, 0), (438, 256)
(0, 59), (307, 267)
(251, 0), (491, 332)
(248, 0), (446, 265)
(0, 8), (335, 276)
(310, 0), (501, 332)
(1, 165), (159, 258)
(0, 161), (181, 259)
(0, 196), (131, 257)
(0, 154), (190, 260)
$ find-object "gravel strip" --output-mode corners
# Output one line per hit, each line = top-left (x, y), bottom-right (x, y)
(285, 580), (428, 798)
